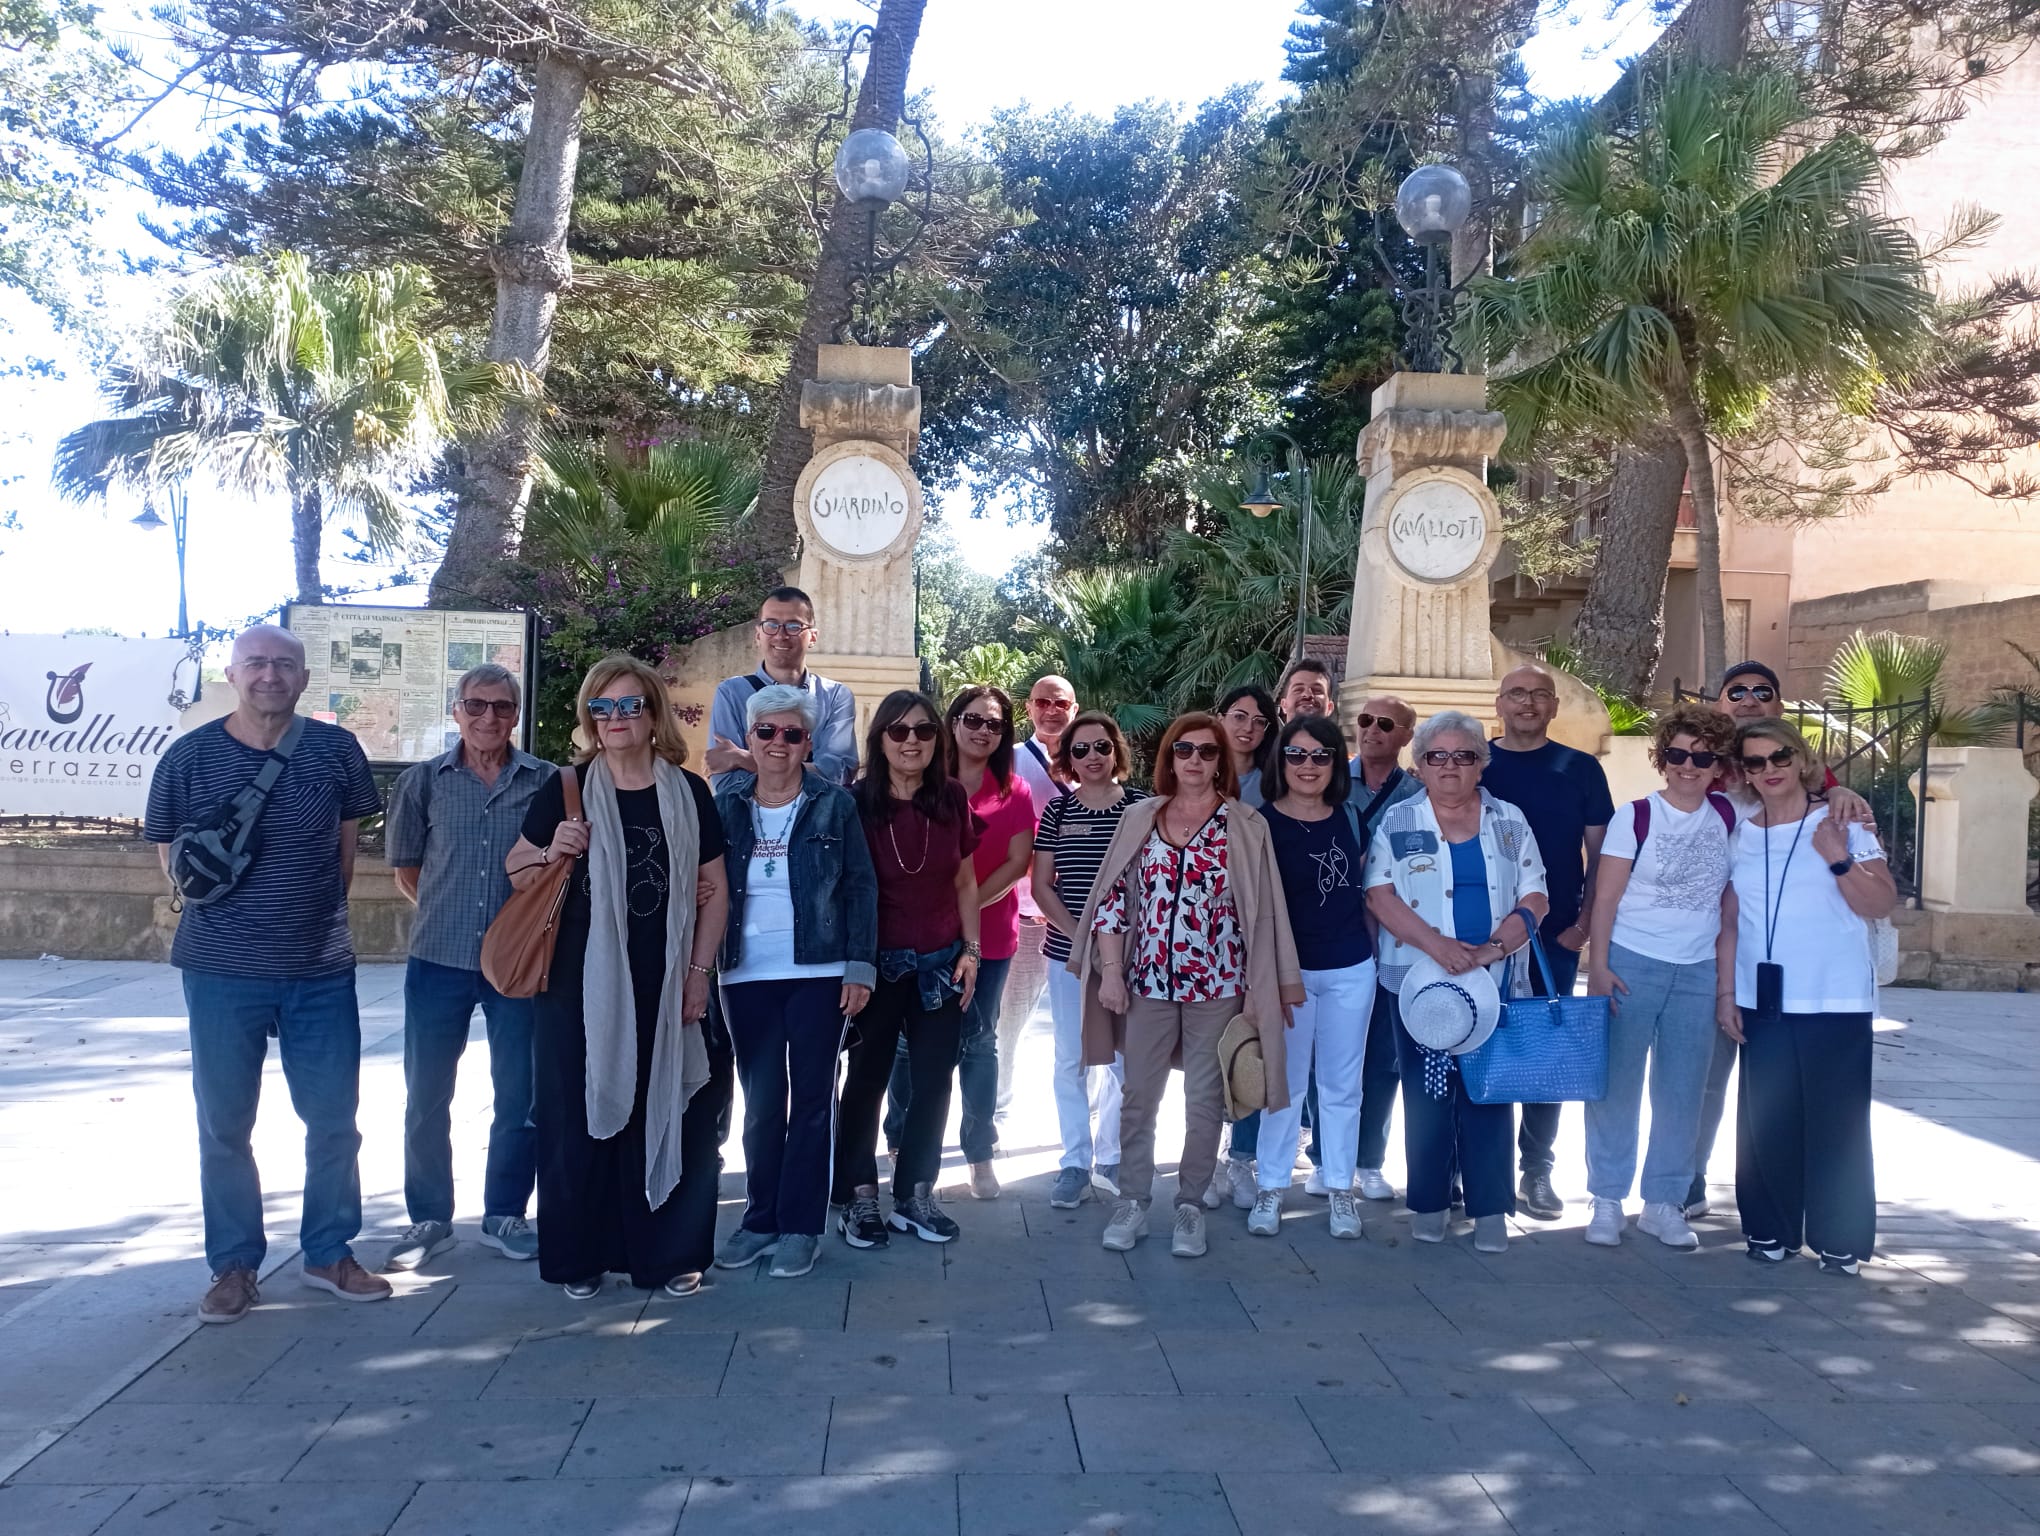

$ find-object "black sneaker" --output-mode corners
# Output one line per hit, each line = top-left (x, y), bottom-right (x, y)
(888, 1187), (960, 1244)
(1818, 1252), (1861, 1277)
(838, 1194), (889, 1249)
(1746, 1239), (1787, 1263)
(1518, 1171), (1564, 1221)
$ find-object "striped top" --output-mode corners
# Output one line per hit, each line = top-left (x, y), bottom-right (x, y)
(1035, 785), (1149, 962)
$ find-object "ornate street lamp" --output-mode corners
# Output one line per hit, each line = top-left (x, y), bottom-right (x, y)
(1377, 162), (1474, 373)
(814, 27), (934, 342)
(1240, 427), (1315, 665)
(131, 483), (189, 638)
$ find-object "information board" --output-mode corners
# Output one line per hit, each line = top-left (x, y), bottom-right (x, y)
(284, 602), (534, 764)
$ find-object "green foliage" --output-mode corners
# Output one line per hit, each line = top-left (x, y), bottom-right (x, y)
(1029, 567), (1186, 760)
(1823, 629), (2009, 748)
(525, 435), (758, 584)
(1537, 639), (1654, 736)
(931, 642), (1038, 702)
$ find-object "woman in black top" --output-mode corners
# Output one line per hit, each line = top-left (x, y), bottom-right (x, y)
(507, 655), (728, 1300)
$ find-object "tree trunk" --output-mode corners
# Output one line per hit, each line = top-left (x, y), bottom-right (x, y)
(753, 0), (927, 565)
(430, 55), (589, 608)
(1571, 425), (1687, 697)
(291, 482), (323, 605)
(1665, 383), (1729, 688)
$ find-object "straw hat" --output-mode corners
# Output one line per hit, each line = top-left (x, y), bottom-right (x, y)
(1398, 953), (1501, 1055)
(1217, 1014), (1267, 1120)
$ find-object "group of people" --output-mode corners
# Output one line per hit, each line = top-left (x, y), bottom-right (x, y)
(142, 597), (1897, 1324)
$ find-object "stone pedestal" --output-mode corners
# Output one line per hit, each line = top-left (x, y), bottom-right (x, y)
(1340, 372), (1510, 740)
(1915, 746), (2039, 914)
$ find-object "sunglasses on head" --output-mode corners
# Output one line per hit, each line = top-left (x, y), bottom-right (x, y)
(884, 721), (941, 743)
(1171, 740), (1222, 761)
(1068, 738), (1111, 760)
(1660, 746), (1722, 768)
(1282, 745), (1334, 765)
(1725, 683), (1778, 703)
(752, 722), (808, 745)
(457, 698), (517, 720)
(1421, 748), (1481, 767)
(1740, 747), (1797, 772)
(956, 710), (1004, 733)
(1353, 712), (1401, 732)
(586, 695), (646, 721)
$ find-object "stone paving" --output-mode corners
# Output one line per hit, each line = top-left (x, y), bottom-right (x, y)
(5, 960), (2040, 1533)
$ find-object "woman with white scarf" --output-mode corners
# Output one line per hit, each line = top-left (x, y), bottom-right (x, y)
(508, 655), (730, 1300)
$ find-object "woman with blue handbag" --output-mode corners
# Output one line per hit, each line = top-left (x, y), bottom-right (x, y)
(1365, 712), (1548, 1254)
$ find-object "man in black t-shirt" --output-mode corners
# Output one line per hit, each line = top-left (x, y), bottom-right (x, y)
(144, 624), (386, 1324)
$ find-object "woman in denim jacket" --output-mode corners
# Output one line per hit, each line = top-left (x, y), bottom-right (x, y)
(711, 684), (878, 1280)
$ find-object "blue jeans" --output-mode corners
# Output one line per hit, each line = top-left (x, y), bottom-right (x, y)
(885, 955), (1012, 1164)
(1691, 1027), (1738, 1184)
(1517, 941), (1582, 1175)
(401, 957), (537, 1225)
(1391, 990), (1514, 1218)
(1583, 943), (1717, 1206)
(1227, 1110), (1261, 1161)
(183, 967), (364, 1273)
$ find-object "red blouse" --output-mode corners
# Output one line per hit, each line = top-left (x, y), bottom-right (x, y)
(1093, 803), (1244, 1003)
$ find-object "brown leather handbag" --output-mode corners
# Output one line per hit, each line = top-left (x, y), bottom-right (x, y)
(481, 766), (581, 998)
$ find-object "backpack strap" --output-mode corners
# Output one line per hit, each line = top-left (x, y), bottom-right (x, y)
(1631, 795), (1651, 854)
(1706, 790), (1737, 833)
(742, 673), (768, 694)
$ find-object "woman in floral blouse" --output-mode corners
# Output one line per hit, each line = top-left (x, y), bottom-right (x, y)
(1066, 712), (1302, 1259)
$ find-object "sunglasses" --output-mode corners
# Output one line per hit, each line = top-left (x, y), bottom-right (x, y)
(457, 698), (517, 720)
(1030, 696), (1073, 711)
(1740, 747), (1797, 772)
(884, 721), (941, 743)
(1171, 740), (1222, 761)
(586, 695), (646, 721)
(1421, 749), (1481, 767)
(752, 723), (808, 745)
(1353, 713), (1401, 732)
(1282, 745), (1335, 765)
(1659, 746), (1723, 768)
(1068, 739), (1111, 760)
(955, 711), (1005, 733)
(1725, 684), (1778, 703)
(757, 618), (810, 637)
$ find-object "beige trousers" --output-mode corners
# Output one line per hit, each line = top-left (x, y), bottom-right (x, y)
(1118, 994), (1242, 1208)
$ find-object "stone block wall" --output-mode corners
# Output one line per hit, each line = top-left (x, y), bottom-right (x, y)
(1786, 581), (2040, 706)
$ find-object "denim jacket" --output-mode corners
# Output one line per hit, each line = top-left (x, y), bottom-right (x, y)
(879, 939), (965, 1012)
(715, 770), (879, 989)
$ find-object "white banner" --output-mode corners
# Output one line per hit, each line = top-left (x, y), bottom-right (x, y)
(0, 636), (193, 817)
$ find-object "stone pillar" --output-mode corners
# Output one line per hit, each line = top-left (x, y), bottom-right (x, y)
(1915, 746), (2039, 914)
(1341, 372), (1510, 740)
(793, 343), (927, 736)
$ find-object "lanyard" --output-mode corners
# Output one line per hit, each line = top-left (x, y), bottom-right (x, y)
(1760, 801), (1811, 961)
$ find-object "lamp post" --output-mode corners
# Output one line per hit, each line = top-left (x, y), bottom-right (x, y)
(1240, 428), (1314, 665)
(815, 27), (934, 342)
(1379, 162), (1474, 373)
(130, 483), (189, 637)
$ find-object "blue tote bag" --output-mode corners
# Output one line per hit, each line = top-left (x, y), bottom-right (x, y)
(1459, 922), (1610, 1106)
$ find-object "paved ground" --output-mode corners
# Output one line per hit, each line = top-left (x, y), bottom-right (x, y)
(5, 960), (2040, 1534)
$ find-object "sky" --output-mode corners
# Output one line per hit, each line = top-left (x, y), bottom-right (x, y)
(0, 0), (1663, 639)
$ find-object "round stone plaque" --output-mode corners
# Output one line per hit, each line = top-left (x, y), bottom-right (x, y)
(796, 444), (920, 561)
(1379, 468), (1494, 583)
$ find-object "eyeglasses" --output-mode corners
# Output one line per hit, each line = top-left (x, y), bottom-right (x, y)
(1171, 740), (1222, 761)
(884, 721), (941, 743)
(457, 698), (517, 720)
(1725, 684), (1778, 703)
(1660, 746), (1722, 768)
(1501, 687), (1557, 705)
(586, 696), (647, 720)
(1068, 739), (1110, 760)
(1223, 709), (1270, 730)
(956, 711), (1004, 733)
(1282, 745), (1334, 765)
(757, 619), (810, 637)
(237, 656), (302, 674)
(1421, 749), (1481, 767)
(1739, 747), (1797, 772)
(1353, 713), (1402, 732)
(753, 723), (808, 745)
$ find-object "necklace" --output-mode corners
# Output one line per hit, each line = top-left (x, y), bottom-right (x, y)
(752, 796), (799, 879)
(888, 809), (931, 875)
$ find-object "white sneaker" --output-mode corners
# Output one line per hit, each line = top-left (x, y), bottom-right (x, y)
(1228, 1159), (1257, 1211)
(1328, 1189), (1363, 1239)
(1101, 1199), (1149, 1251)
(1201, 1157), (1231, 1211)
(1355, 1168), (1395, 1202)
(1585, 1198), (1625, 1247)
(1171, 1202), (1208, 1257)
(1247, 1188), (1282, 1236)
(1637, 1200), (1700, 1250)
(1304, 1165), (1329, 1197)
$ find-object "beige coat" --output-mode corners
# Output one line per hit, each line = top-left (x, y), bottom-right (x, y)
(1065, 795), (1304, 1109)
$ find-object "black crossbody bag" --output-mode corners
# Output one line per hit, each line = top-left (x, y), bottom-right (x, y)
(168, 716), (307, 908)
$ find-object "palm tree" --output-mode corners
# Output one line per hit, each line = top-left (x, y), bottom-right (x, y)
(1032, 567), (1187, 759)
(1468, 68), (1939, 685)
(54, 253), (512, 605)
(1824, 629), (2008, 749)
(522, 435), (759, 586)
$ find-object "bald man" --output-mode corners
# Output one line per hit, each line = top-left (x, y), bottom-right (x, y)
(145, 623), (388, 1322)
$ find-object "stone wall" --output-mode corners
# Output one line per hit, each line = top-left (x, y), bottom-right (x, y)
(1786, 581), (2040, 705)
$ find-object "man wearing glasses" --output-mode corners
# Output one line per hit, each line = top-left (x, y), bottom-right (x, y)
(383, 663), (555, 1269)
(705, 588), (858, 793)
(1478, 662), (1616, 1221)
(1007, 676), (1078, 1145)
(144, 625), (387, 1322)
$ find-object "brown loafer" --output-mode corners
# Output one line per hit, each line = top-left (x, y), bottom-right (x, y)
(301, 1254), (393, 1303)
(199, 1265), (259, 1324)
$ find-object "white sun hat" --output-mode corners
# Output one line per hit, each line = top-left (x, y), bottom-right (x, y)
(1398, 952), (1501, 1056)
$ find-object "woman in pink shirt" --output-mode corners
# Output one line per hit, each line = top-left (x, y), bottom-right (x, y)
(883, 685), (1035, 1200)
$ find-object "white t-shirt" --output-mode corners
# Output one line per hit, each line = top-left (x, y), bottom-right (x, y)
(1600, 793), (1735, 965)
(720, 794), (845, 985)
(1013, 737), (1070, 919)
(1730, 804), (1885, 1014)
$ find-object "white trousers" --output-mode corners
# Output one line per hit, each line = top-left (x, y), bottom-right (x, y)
(1256, 959), (1378, 1192)
(1047, 963), (1123, 1170)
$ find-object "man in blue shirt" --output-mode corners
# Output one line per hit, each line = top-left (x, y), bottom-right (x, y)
(144, 624), (388, 1323)
(384, 662), (554, 1269)
(704, 587), (858, 793)
(1477, 663), (1615, 1221)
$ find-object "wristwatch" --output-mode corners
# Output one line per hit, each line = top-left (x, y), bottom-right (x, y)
(1828, 857), (1854, 877)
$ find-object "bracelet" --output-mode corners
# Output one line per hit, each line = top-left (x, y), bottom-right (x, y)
(962, 941), (983, 961)
(687, 963), (713, 978)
